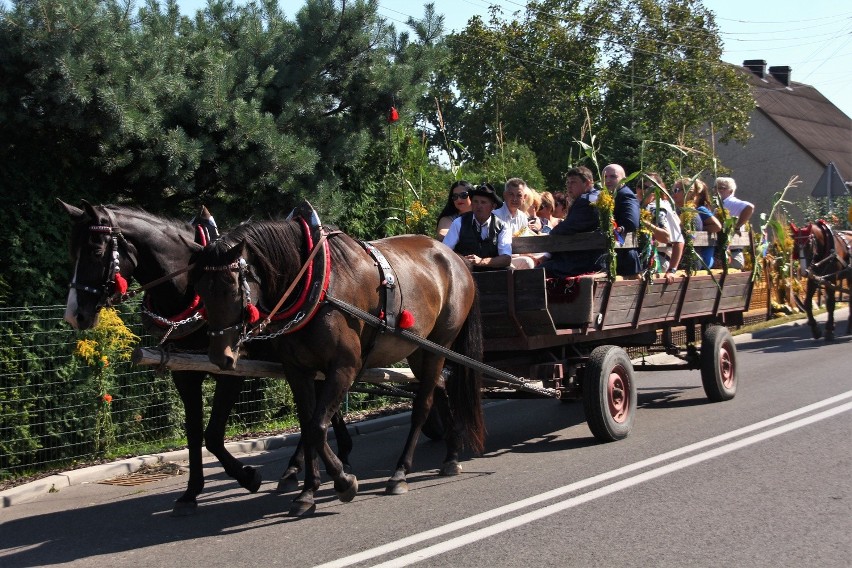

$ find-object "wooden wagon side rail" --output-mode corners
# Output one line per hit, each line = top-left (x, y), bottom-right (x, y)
(475, 231), (755, 349)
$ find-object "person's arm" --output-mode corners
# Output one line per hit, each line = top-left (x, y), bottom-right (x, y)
(643, 219), (671, 243)
(466, 254), (511, 269)
(441, 217), (462, 250)
(668, 241), (685, 272)
(615, 188), (640, 232)
(734, 203), (754, 232)
(436, 216), (454, 240)
(701, 210), (722, 233)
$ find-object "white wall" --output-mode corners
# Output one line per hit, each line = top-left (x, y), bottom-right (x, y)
(715, 110), (822, 224)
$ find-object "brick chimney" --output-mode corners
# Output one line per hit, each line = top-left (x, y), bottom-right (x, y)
(769, 65), (791, 86)
(743, 59), (767, 78)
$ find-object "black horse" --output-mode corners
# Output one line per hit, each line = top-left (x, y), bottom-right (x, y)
(189, 207), (485, 516)
(60, 201), (352, 514)
(790, 220), (852, 341)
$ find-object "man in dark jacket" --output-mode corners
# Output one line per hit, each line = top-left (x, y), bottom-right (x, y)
(441, 184), (511, 270)
(542, 166), (606, 277)
(603, 163), (642, 278)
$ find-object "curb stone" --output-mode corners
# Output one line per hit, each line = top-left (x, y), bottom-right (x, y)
(1, 411), (412, 509)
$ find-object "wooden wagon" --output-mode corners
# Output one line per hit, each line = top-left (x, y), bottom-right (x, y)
(135, 230), (754, 443)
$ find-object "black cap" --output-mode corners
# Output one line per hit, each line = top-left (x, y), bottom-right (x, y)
(470, 183), (502, 207)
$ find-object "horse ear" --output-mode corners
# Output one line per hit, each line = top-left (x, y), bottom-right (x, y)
(226, 241), (248, 263)
(57, 199), (85, 221)
(81, 199), (99, 222)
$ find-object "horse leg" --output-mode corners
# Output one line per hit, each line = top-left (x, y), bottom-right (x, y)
(386, 355), (443, 495)
(305, 370), (358, 504)
(285, 378), (323, 517)
(171, 372), (205, 516)
(805, 279), (822, 339)
(204, 377), (262, 493)
(433, 384), (463, 476)
(277, 407), (350, 493)
(276, 438), (305, 494)
(824, 283), (836, 342)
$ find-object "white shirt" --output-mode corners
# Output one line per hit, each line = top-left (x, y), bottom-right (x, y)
(442, 215), (512, 257)
(493, 203), (533, 237)
(723, 194), (752, 218)
(647, 199), (684, 243)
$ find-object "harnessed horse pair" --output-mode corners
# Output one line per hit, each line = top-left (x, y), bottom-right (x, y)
(790, 220), (852, 341)
(61, 201), (352, 515)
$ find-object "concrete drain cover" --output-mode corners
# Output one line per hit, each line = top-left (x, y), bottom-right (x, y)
(100, 462), (185, 486)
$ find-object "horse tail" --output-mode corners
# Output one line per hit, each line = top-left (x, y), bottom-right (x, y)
(446, 288), (486, 454)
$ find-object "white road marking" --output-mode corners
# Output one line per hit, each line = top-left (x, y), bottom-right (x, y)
(315, 391), (852, 568)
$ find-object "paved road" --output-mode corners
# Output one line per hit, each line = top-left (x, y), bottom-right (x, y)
(2, 310), (850, 567)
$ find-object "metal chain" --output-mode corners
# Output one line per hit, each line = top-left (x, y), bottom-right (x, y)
(237, 311), (307, 345)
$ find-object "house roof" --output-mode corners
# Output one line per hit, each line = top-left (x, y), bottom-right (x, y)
(740, 62), (852, 182)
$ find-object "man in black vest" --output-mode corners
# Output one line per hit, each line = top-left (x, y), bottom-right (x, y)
(441, 184), (511, 270)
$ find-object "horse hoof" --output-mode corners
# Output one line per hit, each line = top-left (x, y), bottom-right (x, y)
(171, 499), (198, 517)
(385, 479), (409, 495)
(239, 466), (262, 493)
(440, 461), (462, 476)
(335, 474), (358, 503)
(276, 475), (299, 494)
(288, 500), (317, 517)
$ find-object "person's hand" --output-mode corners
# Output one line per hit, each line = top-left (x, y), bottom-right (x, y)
(464, 254), (482, 267)
(528, 217), (542, 233)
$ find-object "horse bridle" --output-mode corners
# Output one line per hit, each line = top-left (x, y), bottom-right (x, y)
(68, 208), (135, 309)
(794, 222), (851, 281)
(203, 227), (335, 346)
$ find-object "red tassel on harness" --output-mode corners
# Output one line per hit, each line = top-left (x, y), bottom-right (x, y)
(399, 309), (415, 329)
(114, 273), (128, 295)
(246, 303), (260, 324)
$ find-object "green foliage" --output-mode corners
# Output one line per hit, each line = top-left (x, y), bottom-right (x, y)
(793, 196), (852, 231)
(431, 0), (753, 188)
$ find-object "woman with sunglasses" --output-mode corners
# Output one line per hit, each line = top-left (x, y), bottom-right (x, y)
(436, 180), (474, 241)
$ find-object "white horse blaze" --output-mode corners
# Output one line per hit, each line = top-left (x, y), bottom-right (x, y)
(64, 255), (80, 329)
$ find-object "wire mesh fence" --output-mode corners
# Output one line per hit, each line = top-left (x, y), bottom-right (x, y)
(3, 272), (842, 484)
(0, 302), (405, 484)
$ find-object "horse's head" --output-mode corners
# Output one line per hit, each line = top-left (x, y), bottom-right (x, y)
(60, 200), (138, 330)
(190, 239), (260, 371)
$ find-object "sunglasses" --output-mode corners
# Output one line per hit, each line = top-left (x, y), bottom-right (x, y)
(673, 187), (684, 193)
(452, 191), (470, 200)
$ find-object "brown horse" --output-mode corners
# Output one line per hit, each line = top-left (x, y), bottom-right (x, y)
(189, 205), (485, 516)
(60, 201), (352, 515)
(790, 220), (852, 341)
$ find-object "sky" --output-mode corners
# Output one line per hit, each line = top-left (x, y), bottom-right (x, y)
(169, 0), (852, 119)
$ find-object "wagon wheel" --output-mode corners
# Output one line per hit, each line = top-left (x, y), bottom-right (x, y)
(582, 345), (636, 442)
(700, 325), (737, 402)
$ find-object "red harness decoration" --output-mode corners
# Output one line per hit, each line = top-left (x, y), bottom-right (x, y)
(243, 216), (332, 335)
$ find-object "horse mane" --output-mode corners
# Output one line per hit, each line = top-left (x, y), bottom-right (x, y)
(70, 204), (191, 250)
(211, 219), (304, 294)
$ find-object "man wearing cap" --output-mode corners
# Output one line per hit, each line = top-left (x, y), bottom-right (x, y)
(442, 184), (512, 269)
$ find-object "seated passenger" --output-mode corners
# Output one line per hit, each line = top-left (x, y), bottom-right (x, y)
(639, 173), (684, 281)
(435, 180), (473, 241)
(541, 166), (607, 278)
(674, 177), (722, 270)
(603, 163), (641, 278)
(441, 184), (511, 270)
